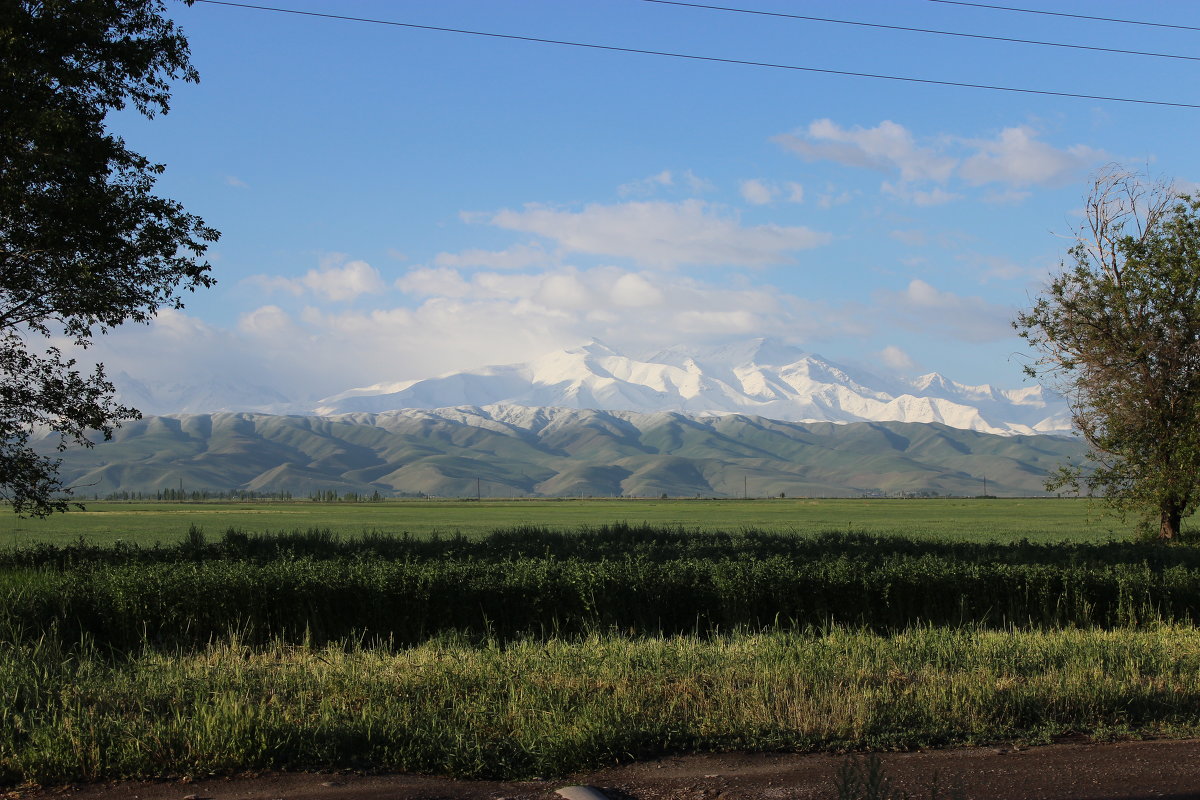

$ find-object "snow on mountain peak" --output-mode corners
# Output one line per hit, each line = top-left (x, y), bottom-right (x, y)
(313, 339), (1069, 435)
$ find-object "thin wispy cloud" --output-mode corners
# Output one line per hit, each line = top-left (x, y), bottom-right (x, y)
(776, 119), (1108, 204)
(484, 199), (832, 268)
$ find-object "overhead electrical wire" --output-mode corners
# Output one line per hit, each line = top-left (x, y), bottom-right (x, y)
(922, 0), (1200, 33)
(641, 0), (1200, 63)
(190, 0), (1200, 110)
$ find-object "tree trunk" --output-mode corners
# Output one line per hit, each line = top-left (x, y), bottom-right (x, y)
(1160, 506), (1182, 540)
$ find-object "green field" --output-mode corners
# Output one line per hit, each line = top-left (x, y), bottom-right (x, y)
(3, 498), (1189, 786)
(3, 521), (1200, 784)
(1, 497), (1138, 546)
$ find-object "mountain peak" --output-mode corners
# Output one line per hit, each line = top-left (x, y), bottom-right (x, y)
(569, 338), (621, 357)
(313, 338), (1069, 435)
(648, 337), (808, 368)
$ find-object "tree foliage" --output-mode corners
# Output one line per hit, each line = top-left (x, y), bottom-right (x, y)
(1017, 167), (1200, 540)
(0, 0), (217, 516)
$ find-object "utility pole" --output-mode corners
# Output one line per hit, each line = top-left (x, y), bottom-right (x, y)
(982, 474), (988, 496)
(476, 477), (481, 501)
(744, 475), (748, 500)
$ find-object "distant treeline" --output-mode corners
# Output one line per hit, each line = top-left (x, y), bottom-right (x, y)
(99, 488), (295, 501)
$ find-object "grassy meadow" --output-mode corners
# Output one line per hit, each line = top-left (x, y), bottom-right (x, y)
(0, 496), (1137, 547)
(1, 498), (1195, 786)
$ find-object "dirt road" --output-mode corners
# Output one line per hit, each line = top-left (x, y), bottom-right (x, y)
(11, 739), (1200, 800)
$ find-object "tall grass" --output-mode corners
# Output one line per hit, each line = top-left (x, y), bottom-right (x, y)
(2, 626), (1199, 784)
(2, 545), (1198, 649)
(5, 526), (1200, 785)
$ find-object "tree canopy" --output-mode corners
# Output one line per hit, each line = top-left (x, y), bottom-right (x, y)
(0, 0), (218, 516)
(1017, 167), (1200, 540)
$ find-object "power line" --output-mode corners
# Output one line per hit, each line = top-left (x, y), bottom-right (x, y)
(191, 0), (1200, 110)
(643, 0), (1200, 63)
(923, 0), (1200, 33)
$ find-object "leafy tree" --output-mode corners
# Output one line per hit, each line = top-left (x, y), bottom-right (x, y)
(0, 0), (217, 516)
(1017, 167), (1200, 540)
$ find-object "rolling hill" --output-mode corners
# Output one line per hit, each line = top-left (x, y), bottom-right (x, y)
(44, 405), (1087, 498)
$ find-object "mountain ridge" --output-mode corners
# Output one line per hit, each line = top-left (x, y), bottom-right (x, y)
(313, 338), (1068, 436)
(42, 405), (1085, 499)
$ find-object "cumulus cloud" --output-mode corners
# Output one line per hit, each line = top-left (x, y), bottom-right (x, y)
(80, 259), (892, 408)
(610, 272), (664, 307)
(776, 119), (957, 183)
(237, 304), (297, 336)
(248, 256), (386, 302)
(959, 126), (1106, 187)
(877, 279), (1013, 342)
(534, 273), (592, 310)
(486, 199), (831, 268)
(394, 267), (473, 297)
(878, 345), (917, 371)
(740, 179), (776, 205)
(776, 118), (1108, 204)
(739, 179), (805, 205)
(673, 309), (760, 334)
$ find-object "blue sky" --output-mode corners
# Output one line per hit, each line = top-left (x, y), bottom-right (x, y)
(89, 0), (1200, 402)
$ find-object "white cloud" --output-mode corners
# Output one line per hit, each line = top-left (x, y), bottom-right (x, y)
(432, 243), (554, 270)
(237, 305), (296, 336)
(247, 256), (386, 302)
(877, 279), (1013, 342)
(959, 126), (1106, 188)
(673, 309), (759, 334)
(878, 345), (916, 371)
(740, 179), (776, 205)
(534, 273), (592, 310)
(740, 180), (804, 205)
(224, 175), (249, 189)
(79, 262), (889, 407)
(776, 119), (957, 183)
(881, 182), (962, 207)
(776, 119), (1108, 204)
(486, 199), (831, 268)
(395, 267), (472, 298)
(609, 272), (664, 307)
(682, 169), (715, 193)
(618, 170), (674, 197)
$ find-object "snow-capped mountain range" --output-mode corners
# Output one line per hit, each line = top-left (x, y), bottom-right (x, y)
(311, 339), (1070, 436)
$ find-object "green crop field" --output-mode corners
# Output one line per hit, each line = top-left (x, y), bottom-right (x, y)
(2, 522), (1200, 785)
(2, 498), (1190, 787)
(0, 496), (1138, 546)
